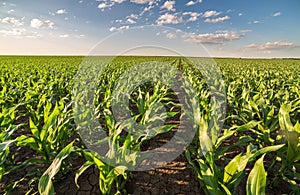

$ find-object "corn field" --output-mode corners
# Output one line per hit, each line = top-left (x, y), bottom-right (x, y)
(0, 56), (299, 194)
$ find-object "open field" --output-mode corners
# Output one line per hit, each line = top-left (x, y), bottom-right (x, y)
(0, 56), (299, 194)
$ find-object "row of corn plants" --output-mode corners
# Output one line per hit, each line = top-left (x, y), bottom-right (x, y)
(0, 56), (299, 194)
(0, 56), (182, 194)
(183, 58), (300, 194)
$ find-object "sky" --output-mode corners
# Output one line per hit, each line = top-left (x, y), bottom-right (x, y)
(0, 0), (299, 58)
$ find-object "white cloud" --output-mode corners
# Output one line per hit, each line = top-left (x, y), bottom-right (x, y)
(161, 1), (175, 11)
(0, 28), (26, 36)
(245, 41), (296, 50)
(30, 19), (54, 29)
(119, 25), (129, 30)
(109, 25), (129, 32)
(127, 13), (139, 20)
(183, 31), (244, 44)
(166, 32), (177, 39)
(130, 0), (154, 4)
(30, 19), (44, 28)
(44, 20), (54, 28)
(7, 9), (15, 13)
(98, 0), (126, 10)
(0, 28), (42, 38)
(186, 1), (196, 6)
(0, 17), (24, 26)
(59, 34), (70, 38)
(202, 10), (221, 18)
(109, 27), (117, 32)
(56, 9), (67, 14)
(126, 18), (136, 24)
(79, 0), (83, 3)
(248, 20), (260, 24)
(187, 16), (198, 22)
(238, 13), (243, 16)
(273, 12), (281, 17)
(240, 29), (252, 33)
(185, 0), (202, 6)
(140, 4), (155, 15)
(204, 15), (230, 23)
(59, 34), (85, 38)
(183, 12), (201, 22)
(112, 0), (126, 3)
(98, 3), (112, 9)
(156, 13), (183, 25)
(183, 12), (201, 17)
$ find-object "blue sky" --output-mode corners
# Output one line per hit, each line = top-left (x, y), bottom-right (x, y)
(0, 0), (299, 57)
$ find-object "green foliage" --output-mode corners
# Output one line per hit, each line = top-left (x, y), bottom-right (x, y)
(0, 56), (299, 194)
(246, 154), (267, 195)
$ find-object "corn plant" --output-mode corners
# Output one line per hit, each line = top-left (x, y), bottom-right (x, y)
(186, 118), (285, 195)
(38, 141), (75, 195)
(272, 103), (300, 193)
(18, 99), (73, 164)
(0, 105), (23, 181)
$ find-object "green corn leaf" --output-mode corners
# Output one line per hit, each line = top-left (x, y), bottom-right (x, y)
(246, 154), (267, 195)
(223, 154), (242, 183)
(250, 144), (285, 161)
(152, 124), (177, 135)
(224, 153), (250, 184)
(236, 120), (260, 132)
(113, 165), (127, 177)
(29, 118), (40, 139)
(279, 103), (294, 132)
(43, 101), (52, 123)
(0, 139), (16, 152)
(294, 121), (300, 134)
(38, 141), (73, 195)
(75, 161), (93, 188)
(265, 106), (274, 126)
(41, 103), (61, 141)
(197, 158), (219, 194)
(16, 135), (38, 151)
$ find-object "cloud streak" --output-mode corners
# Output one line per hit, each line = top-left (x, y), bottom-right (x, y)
(202, 10), (221, 18)
(0, 17), (24, 26)
(185, 0), (202, 6)
(156, 13), (183, 25)
(273, 12), (281, 17)
(245, 41), (297, 50)
(160, 1), (175, 11)
(56, 9), (67, 14)
(204, 15), (230, 23)
(182, 31), (244, 44)
(30, 19), (54, 29)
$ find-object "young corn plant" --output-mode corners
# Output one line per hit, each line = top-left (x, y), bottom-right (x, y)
(75, 149), (128, 195)
(38, 141), (75, 195)
(272, 103), (300, 193)
(186, 116), (285, 195)
(0, 105), (22, 180)
(18, 98), (73, 164)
